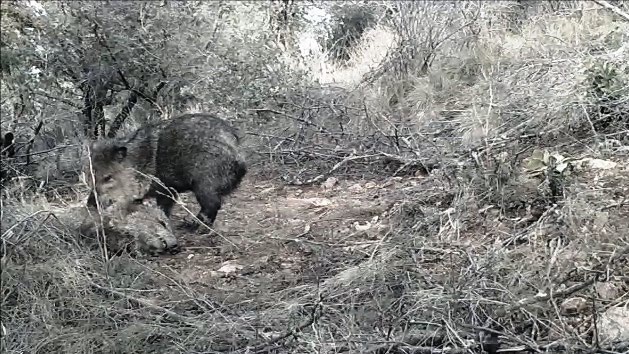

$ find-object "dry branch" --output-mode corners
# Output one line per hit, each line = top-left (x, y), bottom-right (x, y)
(241, 300), (322, 353)
(592, 0), (629, 21)
(88, 280), (205, 330)
(482, 243), (629, 340)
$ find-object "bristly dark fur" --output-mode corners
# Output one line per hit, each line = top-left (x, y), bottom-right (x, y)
(87, 113), (247, 229)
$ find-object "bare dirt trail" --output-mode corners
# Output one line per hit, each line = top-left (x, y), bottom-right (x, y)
(144, 153), (629, 310)
(150, 175), (418, 304)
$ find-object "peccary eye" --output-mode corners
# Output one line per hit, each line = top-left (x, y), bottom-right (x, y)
(103, 175), (113, 182)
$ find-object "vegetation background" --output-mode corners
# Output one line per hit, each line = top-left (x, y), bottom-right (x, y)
(1, 1), (628, 353)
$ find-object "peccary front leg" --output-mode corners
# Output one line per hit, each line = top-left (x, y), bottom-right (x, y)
(145, 184), (177, 218)
(155, 192), (176, 218)
(187, 187), (222, 231)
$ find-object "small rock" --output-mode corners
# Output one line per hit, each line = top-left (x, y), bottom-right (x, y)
(598, 306), (629, 344)
(560, 297), (588, 315)
(594, 282), (621, 300)
(593, 211), (609, 231)
(217, 260), (244, 274)
(354, 221), (372, 231)
(322, 177), (338, 189)
(595, 282), (621, 300)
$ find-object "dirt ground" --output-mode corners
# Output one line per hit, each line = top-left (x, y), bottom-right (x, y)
(144, 153), (629, 313)
(3, 154), (628, 353)
(151, 175), (415, 305)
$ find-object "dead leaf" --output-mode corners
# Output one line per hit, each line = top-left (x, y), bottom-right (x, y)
(365, 182), (377, 189)
(259, 187), (275, 195)
(322, 177), (338, 189)
(595, 282), (620, 300)
(348, 183), (363, 192)
(560, 297), (587, 315)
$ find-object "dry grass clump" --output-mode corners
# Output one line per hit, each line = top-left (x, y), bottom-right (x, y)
(1, 195), (276, 353)
(450, 11), (628, 149)
(354, 2), (628, 152)
(1, 245), (217, 353)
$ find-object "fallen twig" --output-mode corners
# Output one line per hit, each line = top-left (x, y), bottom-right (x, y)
(24, 120), (45, 165)
(286, 151), (437, 186)
(243, 299), (322, 353)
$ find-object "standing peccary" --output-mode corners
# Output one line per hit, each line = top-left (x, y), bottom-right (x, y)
(85, 113), (247, 230)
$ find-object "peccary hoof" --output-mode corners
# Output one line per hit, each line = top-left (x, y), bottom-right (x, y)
(180, 219), (204, 232)
(180, 216), (214, 233)
(167, 243), (181, 255)
(179, 218), (197, 231)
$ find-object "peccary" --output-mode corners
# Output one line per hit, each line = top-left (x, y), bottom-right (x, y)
(86, 113), (247, 230)
(85, 162), (153, 210)
(78, 199), (180, 256)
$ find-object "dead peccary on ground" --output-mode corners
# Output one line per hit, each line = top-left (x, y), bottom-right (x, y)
(86, 113), (247, 231)
(70, 164), (179, 256)
(78, 198), (180, 256)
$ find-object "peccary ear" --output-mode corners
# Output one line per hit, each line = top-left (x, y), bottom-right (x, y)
(113, 146), (128, 162)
